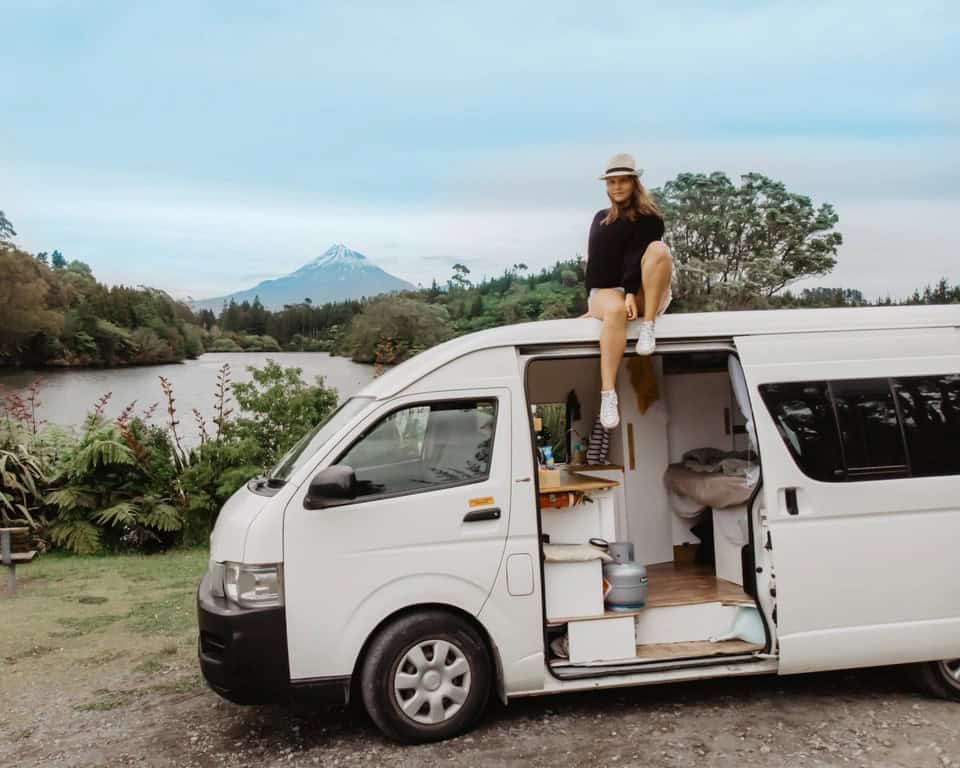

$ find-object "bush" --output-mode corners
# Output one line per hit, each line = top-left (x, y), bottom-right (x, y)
(6, 361), (340, 553)
(0, 437), (48, 529)
(207, 337), (242, 352)
(230, 359), (338, 461)
(132, 327), (175, 364)
(342, 297), (451, 363)
(46, 417), (183, 554)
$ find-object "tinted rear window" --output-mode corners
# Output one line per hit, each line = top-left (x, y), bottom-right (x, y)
(758, 382), (844, 482)
(892, 374), (960, 477)
(829, 379), (908, 478)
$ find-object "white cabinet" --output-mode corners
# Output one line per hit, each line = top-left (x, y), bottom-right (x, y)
(574, 469), (625, 539)
(544, 559), (604, 621)
(567, 616), (635, 663)
(540, 487), (617, 544)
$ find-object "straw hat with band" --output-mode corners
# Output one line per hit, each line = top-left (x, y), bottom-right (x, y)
(599, 153), (643, 180)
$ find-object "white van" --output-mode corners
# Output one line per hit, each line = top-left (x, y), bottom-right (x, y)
(197, 306), (960, 743)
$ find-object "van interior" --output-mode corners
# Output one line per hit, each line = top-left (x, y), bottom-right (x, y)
(526, 350), (766, 674)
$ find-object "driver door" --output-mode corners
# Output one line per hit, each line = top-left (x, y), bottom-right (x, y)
(283, 389), (512, 681)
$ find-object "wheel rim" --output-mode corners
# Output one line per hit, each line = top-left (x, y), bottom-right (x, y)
(393, 639), (472, 725)
(939, 659), (960, 690)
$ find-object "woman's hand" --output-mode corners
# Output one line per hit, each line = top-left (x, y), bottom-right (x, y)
(624, 293), (638, 321)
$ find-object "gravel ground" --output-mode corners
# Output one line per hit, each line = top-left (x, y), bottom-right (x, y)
(3, 553), (957, 767)
(4, 655), (959, 767)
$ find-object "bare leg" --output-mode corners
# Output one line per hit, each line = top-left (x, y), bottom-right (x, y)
(640, 241), (673, 322)
(588, 289), (627, 390)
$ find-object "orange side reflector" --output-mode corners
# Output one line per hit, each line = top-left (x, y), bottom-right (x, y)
(469, 496), (495, 508)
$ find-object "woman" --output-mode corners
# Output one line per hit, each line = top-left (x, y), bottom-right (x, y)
(586, 153), (673, 430)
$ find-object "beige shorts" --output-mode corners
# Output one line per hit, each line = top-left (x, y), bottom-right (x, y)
(588, 286), (673, 318)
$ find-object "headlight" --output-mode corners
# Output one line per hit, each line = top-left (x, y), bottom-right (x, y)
(221, 562), (284, 608)
(208, 560), (225, 598)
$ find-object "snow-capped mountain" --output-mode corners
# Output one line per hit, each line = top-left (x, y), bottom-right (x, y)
(191, 244), (414, 311)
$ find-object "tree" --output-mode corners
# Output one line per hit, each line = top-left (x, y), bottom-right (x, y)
(654, 172), (842, 310)
(51, 250), (66, 269)
(449, 263), (472, 291)
(343, 297), (452, 363)
(0, 210), (15, 242)
(0, 247), (63, 360)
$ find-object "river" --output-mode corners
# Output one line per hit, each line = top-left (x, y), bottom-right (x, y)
(0, 352), (375, 446)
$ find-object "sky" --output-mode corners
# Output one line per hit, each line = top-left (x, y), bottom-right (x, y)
(1, 0), (958, 301)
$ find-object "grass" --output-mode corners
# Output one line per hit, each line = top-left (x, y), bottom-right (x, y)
(0, 548), (207, 665)
(0, 548), (211, 734)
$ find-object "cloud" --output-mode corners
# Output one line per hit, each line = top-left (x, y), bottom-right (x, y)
(4, 131), (959, 301)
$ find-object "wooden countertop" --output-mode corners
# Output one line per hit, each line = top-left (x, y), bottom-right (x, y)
(538, 468), (620, 494)
(563, 464), (624, 472)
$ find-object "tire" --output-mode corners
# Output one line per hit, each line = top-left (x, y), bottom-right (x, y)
(360, 610), (492, 744)
(912, 659), (960, 701)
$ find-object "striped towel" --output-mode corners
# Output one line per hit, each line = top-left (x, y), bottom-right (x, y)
(586, 416), (610, 465)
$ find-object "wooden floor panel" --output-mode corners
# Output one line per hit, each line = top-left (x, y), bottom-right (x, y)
(645, 561), (754, 608)
(635, 639), (762, 661)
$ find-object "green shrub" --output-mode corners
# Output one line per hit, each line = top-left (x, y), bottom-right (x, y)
(230, 359), (338, 462)
(45, 418), (182, 554)
(207, 337), (242, 352)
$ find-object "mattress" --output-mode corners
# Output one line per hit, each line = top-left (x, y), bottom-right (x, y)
(663, 463), (754, 510)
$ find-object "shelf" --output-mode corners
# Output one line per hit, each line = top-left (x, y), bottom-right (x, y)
(548, 608), (646, 625)
(538, 469), (620, 494)
(562, 464), (624, 472)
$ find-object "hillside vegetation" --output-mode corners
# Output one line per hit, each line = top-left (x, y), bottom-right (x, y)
(3, 170), (959, 370)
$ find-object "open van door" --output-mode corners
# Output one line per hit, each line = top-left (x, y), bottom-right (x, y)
(735, 328), (960, 675)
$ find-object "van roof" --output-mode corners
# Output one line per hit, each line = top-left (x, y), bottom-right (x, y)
(359, 305), (960, 399)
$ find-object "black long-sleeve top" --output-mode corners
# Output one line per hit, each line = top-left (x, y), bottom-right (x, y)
(585, 208), (665, 295)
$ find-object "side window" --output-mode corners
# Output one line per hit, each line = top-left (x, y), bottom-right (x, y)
(761, 374), (960, 482)
(893, 375), (960, 476)
(336, 399), (497, 499)
(758, 382), (844, 482)
(829, 379), (908, 479)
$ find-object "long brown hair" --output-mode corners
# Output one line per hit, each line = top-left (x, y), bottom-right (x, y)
(602, 177), (661, 225)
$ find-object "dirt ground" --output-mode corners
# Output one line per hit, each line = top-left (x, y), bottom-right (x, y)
(2, 551), (959, 768)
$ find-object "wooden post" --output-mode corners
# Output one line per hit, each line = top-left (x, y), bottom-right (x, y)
(1, 530), (13, 595)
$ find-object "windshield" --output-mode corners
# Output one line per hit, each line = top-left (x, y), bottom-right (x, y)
(268, 397), (373, 483)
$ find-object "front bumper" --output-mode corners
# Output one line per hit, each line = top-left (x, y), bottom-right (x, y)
(196, 571), (351, 706)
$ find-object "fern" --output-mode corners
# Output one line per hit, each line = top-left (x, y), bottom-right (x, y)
(46, 486), (97, 511)
(141, 502), (182, 532)
(92, 501), (138, 527)
(71, 438), (136, 475)
(48, 518), (101, 555)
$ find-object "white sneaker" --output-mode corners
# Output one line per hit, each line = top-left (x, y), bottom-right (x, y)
(635, 320), (656, 355)
(600, 389), (620, 430)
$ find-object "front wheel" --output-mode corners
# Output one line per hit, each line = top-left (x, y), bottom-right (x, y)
(912, 659), (960, 701)
(360, 610), (492, 743)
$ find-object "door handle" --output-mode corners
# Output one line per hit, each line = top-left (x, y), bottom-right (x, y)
(463, 507), (501, 522)
(785, 488), (799, 516)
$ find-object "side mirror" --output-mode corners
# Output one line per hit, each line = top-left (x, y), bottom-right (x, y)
(303, 465), (357, 509)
